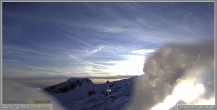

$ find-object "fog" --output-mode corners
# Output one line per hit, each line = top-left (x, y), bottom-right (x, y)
(125, 41), (214, 110)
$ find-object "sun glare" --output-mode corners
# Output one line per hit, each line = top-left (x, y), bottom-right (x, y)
(151, 79), (205, 110)
(109, 55), (145, 76)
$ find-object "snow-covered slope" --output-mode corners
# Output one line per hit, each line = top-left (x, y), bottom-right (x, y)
(44, 77), (135, 110)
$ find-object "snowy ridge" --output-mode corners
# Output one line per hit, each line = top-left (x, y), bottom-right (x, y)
(44, 78), (93, 94)
(44, 77), (135, 110)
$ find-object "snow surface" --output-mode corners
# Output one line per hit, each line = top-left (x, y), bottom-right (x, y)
(44, 77), (135, 110)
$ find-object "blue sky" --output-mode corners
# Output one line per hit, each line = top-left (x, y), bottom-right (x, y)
(2, 2), (214, 79)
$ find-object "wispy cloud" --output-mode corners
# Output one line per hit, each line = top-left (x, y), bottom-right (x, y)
(95, 25), (127, 33)
(88, 46), (104, 55)
(2, 2), (214, 79)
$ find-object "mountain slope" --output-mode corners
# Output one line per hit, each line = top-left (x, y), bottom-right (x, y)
(44, 77), (135, 110)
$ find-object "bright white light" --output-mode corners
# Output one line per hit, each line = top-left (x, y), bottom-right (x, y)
(109, 55), (145, 75)
(152, 95), (179, 110)
(151, 79), (205, 110)
(173, 79), (204, 103)
(131, 49), (155, 55)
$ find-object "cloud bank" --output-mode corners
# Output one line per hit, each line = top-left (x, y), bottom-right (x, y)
(126, 41), (214, 110)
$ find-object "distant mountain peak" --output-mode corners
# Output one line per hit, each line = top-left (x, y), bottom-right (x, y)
(66, 78), (93, 85)
(44, 78), (93, 94)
